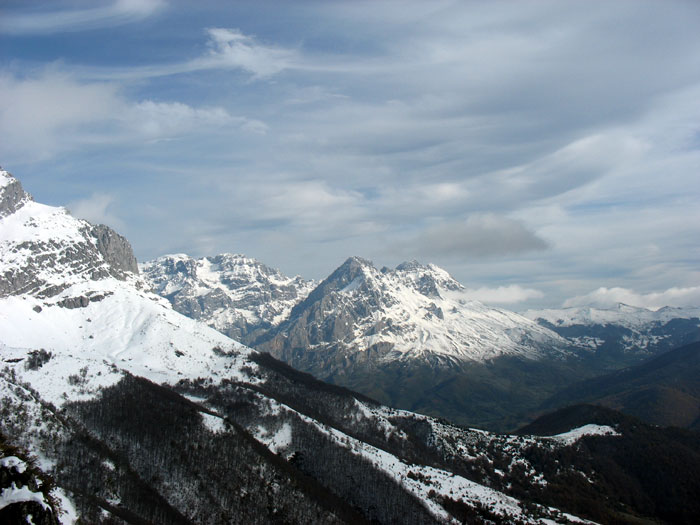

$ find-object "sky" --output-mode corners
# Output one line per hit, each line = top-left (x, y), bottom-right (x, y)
(1, 0), (699, 311)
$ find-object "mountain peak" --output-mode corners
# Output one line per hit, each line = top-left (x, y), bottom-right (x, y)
(1, 170), (138, 298)
(0, 168), (33, 219)
(341, 255), (374, 270)
(141, 252), (315, 343)
(395, 259), (425, 271)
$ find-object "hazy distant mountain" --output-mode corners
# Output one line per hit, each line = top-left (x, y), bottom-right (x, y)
(541, 341), (700, 430)
(524, 304), (700, 367)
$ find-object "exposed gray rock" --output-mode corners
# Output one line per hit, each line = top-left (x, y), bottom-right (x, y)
(90, 224), (139, 275)
(0, 170), (32, 219)
(1, 170), (139, 299)
(56, 296), (90, 309)
(0, 226), (135, 298)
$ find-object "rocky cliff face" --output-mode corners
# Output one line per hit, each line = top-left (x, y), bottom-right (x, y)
(90, 223), (139, 275)
(0, 169), (139, 299)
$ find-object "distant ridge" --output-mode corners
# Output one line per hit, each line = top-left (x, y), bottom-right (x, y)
(541, 341), (700, 430)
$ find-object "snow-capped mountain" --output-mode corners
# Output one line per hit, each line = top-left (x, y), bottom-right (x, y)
(525, 303), (700, 330)
(256, 256), (571, 375)
(146, 253), (584, 429)
(524, 303), (700, 359)
(140, 253), (314, 343)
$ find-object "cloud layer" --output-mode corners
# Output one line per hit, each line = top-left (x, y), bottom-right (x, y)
(1, 1), (699, 309)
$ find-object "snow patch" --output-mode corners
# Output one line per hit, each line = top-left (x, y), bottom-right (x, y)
(0, 456), (27, 473)
(52, 487), (79, 525)
(548, 424), (620, 445)
(0, 482), (50, 512)
(254, 423), (293, 454)
(200, 412), (227, 434)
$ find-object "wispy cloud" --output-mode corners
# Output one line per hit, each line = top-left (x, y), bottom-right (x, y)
(200, 28), (299, 78)
(0, 0), (166, 34)
(0, 69), (265, 161)
(67, 192), (125, 231)
(2, 1), (700, 306)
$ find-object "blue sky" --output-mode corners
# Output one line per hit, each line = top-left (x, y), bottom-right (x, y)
(1, 0), (699, 310)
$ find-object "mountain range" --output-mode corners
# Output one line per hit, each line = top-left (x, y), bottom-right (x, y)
(142, 249), (700, 430)
(2, 166), (700, 524)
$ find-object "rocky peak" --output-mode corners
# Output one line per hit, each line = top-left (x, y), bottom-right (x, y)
(0, 169), (139, 298)
(337, 256), (374, 278)
(394, 259), (424, 272)
(0, 169), (33, 219)
(394, 260), (462, 298)
(292, 256), (374, 311)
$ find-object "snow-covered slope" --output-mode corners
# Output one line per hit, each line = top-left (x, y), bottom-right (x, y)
(0, 169), (255, 409)
(141, 253), (314, 343)
(1, 171), (138, 300)
(260, 256), (570, 367)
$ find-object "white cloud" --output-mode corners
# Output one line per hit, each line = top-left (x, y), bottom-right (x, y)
(127, 101), (235, 139)
(0, 71), (120, 159)
(255, 179), (372, 237)
(201, 28), (299, 77)
(463, 285), (544, 305)
(0, 0), (166, 34)
(563, 286), (700, 310)
(67, 192), (125, 230)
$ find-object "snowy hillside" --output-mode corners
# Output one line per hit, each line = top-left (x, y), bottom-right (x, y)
(141, 253), (314, 343)
(0, 168), (256, 409)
